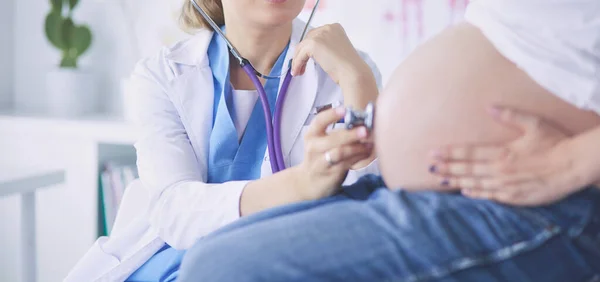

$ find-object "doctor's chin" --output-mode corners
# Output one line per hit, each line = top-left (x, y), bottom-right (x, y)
(2, 0), (600, 282)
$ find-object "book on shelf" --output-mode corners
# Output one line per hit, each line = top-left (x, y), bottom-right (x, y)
(99, 161), (139, 236)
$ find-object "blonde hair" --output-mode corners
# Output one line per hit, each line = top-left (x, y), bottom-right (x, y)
(180, 0), (224, 32)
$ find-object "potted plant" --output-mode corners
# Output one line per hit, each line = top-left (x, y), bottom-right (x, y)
(44, 0), (95, 117)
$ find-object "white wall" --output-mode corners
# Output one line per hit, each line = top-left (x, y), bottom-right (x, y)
(12, 0), (467, 114)
(13, 0), (145, 114)
(299, 0), (468, 84)
(0, 0), (13, 109)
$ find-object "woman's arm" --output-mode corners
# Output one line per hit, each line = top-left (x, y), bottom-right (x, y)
(566, 124), (600, 189)
(292, 24), (380, 169)
(342, 70), (379, 169)
(339, 57), (379, 170)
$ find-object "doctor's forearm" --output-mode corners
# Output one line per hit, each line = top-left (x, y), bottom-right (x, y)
(341, 68), (379, 170)
(239, 167), (308, 217)
(340, 67), (379, 110)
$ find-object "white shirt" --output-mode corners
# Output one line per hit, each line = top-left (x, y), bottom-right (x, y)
(231, 88), (259, 141)
(465, 0), (600, 115)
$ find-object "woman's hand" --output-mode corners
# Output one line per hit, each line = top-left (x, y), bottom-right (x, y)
(294, 106), (374, 200)
(291, 23), (379, 112)
(291, 23), (370, 84)
(429, 106), (585, 207)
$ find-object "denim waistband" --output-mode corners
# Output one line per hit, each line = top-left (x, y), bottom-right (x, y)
(534, 186), (600, 236)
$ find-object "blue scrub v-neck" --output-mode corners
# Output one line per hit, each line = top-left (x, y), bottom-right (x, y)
(207, 28), (289, 184)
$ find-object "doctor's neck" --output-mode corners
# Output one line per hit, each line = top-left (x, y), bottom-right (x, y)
(225, 21), (293, 80)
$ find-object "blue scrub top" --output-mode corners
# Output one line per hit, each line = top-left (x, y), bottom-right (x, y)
(126, 30), (289, 282)
(207, 28), (289, 183)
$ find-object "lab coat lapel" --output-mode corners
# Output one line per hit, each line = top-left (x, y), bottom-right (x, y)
(173, 68), (215, 181)
(278, 19), (318, 164)
(167, 29), (215, 181)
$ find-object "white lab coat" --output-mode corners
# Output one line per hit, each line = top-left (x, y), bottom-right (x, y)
(64, 19), (382, 282)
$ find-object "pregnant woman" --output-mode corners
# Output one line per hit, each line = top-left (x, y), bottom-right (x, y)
(176, 0), (600, 281)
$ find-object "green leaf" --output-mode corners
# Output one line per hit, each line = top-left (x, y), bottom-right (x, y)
(50, 0), (62, 13)
(45, 11), (66, 50)
(61, 17), (75, 49)
(71, 25), (92, 57)
(60, 22), (92, 68)
(69, 0), (79, 10)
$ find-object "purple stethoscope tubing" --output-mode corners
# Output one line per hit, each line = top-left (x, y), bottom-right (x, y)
(241, 64), (293, 173)
(273, 70), (294, 172)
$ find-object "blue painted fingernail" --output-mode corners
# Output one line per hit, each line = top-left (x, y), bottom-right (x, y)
(429, 165), (437, 173)
(441, 179), (450, 186)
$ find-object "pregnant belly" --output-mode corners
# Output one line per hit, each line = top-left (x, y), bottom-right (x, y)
(376, 22), (600, 191)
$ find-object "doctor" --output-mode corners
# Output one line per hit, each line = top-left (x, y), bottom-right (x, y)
(65, 0), (381, 281)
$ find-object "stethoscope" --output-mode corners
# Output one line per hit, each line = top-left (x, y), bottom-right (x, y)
(190, 0), (375, 174)
(190, 0), (321, 174)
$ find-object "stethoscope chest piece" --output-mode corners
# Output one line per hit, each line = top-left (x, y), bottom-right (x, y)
(344, 102), (375, 132)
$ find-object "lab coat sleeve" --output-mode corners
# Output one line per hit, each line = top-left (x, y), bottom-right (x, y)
(128, 51), (247, 250)
(343, 51), (383, 184)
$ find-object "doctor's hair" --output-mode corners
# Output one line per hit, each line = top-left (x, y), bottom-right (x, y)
(180, 0), (224, 32)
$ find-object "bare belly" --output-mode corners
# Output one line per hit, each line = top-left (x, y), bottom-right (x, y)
(375, 22), (600, 191)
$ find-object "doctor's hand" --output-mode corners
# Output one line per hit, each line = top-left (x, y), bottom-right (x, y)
(294, 107), (373, 200)
(291, 23), (369, 84)
(291, 23), (379, 120)
(428, 106), (584, 207)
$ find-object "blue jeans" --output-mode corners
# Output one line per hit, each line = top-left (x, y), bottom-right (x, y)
(178, 175), (600, 282)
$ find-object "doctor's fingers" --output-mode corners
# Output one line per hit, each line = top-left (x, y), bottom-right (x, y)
(292, 27), (326, 76)
(291, 24), (349, 78)
(308, 127), (370, 154)
(320, 143), (373, 170)
(305, 107), (347, 137)
(331, 151), (373, 174)
(291, 40), (312, 76)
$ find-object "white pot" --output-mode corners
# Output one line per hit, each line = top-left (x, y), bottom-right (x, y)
(45, 69), (99, 117)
